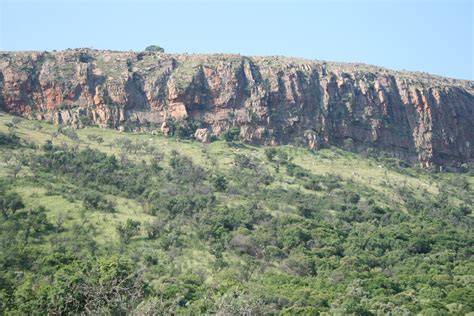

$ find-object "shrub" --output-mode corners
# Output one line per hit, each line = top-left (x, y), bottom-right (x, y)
(87, 134), (104, 144)
(216, 291), (274, 315)
(144, 45), (164, 52)
(0, 191), (24, 218)
(346, 192), (361, 204)
(229, 234), (260, 257)
(264, 148), (277, 161)
(304, 178), (322, 191)
(13, 257), (145, 314)
(145, 218), (164, 239)
(116, 219), (141, 244)
(213, 175), (228, 192)
(168, 150), (205, 185)
(221, 127), (240, 142)
(286, 162), (309, 178)
(0, 132), (21, 148)
(280, 254), (316, 276)
(163, 119), (201, 139)
(83, 192), (116, 213)
(233, 154), (257, 170)
(42, 140), (54, 151)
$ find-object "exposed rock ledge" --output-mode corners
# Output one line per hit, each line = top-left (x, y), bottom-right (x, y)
(1, 49), (473, 169)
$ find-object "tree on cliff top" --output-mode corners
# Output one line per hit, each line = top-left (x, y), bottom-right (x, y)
(144, 45), (164, 52)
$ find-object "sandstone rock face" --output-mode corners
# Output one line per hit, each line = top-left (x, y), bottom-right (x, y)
(1, 49), (473, 169)
(194, 128), (210, 143)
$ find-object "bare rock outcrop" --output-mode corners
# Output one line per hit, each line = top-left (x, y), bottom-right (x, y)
(1, 49), (473, 169)
(194, 128), (211, 143)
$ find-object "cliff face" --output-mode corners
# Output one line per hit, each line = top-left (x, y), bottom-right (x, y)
(1, 49), (473, 169)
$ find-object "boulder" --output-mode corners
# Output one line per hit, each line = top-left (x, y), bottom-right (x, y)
(194, 128), (210, 143)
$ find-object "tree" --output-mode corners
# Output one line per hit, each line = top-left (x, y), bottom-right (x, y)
(213, 175), (227, 192)
(83, 192), (116, 213)
(0, 132), (20, 147)
(1, 191), (24, 218)
(264, 148), (277, 161)
(13, 257), (145, 314)
(23, 206), (51, 244)
(5, 122), (17, 133)
(42, 140), (54, 151)
(216, 291), (273, 315)
(116, 219), (141, 245)
(233, 154), (256, 170)
(221, 127), (240, 143)
(144, 45), (164, 53)
(7, 159), (23, 180)
(151, 152), (164, 172)
(145, 218), (164, 239)
(346, 192), (361, 204)
(95, 136), (104, 145)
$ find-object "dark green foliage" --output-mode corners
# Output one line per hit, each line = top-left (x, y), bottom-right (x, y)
(232, 154), (273, 187)
(145, 218), (164, 239)
(233, 153), (257, 170)
(0, 131), (20, 148)
(13, 256), (144, 314)
(144, 45), (164, 52)
(175, 120), (200, 139)
(345, 192), (360, 204)
(168, 150), (206, 185)
(221, 127), (240, 142)
(83, 191), (116, 213)
(286, 162), (309, 177)
(42, 139), (54, 151)
(212, 174), (227, 192)
(31, 144), (150, 196)
(87, 134), (104, 144)
(0, 131), (473, 314)
(22, 206), (52, 244)
(113, 137), (155, 155)
(303, 177), (322, 191)
(164, 119), (201, 139)
(0, 191), (24, 218)
(117, 219), (141, 244)
(264, 147), (277, 161)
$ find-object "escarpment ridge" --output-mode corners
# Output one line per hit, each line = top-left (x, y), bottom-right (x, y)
(1, 49), (473, 169)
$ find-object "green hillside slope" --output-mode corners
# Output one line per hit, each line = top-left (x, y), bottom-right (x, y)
(0, 112), (473, 314)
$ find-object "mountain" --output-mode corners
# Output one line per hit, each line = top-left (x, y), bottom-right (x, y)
(1, 49), (473, 170)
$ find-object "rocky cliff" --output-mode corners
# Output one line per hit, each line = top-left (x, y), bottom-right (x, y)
(1, 49), (473, 169)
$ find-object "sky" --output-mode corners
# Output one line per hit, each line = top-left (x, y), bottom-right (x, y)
(0, 0), (472, 80)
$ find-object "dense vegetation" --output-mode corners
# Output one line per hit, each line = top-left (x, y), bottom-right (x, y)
(0, 112), (473, 314)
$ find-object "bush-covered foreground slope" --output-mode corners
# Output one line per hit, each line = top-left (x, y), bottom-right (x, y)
(0, 112), (473, 315)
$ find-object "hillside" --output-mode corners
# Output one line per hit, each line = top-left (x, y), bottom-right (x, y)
(0, 111), (473, 314)
(1, 49), (473, 170)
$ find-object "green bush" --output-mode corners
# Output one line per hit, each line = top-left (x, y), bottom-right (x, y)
(0, 191), (24, 218)
(116, 219), (141, 244)
(144, 45), (164, 52)
(0, 132), (20, 148)
(83, 192), (116, 213)
(1, 113), (473, 314)
(221, 127), (240, 142)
